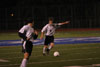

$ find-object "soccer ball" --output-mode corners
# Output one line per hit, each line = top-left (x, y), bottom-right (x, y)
(53, 51), (60, 57)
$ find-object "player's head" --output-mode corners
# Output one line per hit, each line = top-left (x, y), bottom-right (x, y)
(25, 18), (34, 27)
(48, 17), (54, 25)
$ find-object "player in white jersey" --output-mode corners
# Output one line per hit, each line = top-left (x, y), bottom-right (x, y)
(40, 17), (70, 56)
(18, 18), (38, 67)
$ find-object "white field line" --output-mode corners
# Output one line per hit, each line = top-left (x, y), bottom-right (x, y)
(0, 58), (100, 67)
(28, 58), (100, 64)
(63, 65), (92, 67)
(64, 65), (93, 67)
(64, 64), (100, 67)
(0, 59), (9, 62)
(92, 64), (100, 66)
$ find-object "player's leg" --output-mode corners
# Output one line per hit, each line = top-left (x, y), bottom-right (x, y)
(43, 45), (48, 56)
(49, 36), (54, 50)
(47, 36), (54, 54)
(46, 42), (54, 55)
(49, 42), (54, 50)
(20, 41), (33, 67)
(20, 52), (29, 67)
(43, 36), (49, 56)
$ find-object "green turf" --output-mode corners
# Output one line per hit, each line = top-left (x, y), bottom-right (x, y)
(0, 31), (100, 67)
(0, 31), (100, 40)
(0, 43), (100, 67)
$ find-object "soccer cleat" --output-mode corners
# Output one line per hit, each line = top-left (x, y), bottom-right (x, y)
(46, 49), (50, 55)
(43, 53), (46, 56)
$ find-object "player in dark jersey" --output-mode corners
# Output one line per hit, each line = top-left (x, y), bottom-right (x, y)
(18, 18), (38, 67)
(40, 17), (70, 56)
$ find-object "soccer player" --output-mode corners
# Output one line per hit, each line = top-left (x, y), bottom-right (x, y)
(40, 17), (70, 56)
(18, 18), (38, 67)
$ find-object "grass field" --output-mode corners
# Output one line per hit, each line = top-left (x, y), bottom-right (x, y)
(0, 31), (100, 40)
(0, 31), (100, 67)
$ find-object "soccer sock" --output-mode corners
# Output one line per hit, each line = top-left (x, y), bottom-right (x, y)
(20, 59), (27, 67)
(43, 47), (46, 54)
(48, 45), (52, 50)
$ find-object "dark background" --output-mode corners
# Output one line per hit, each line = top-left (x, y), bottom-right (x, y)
(0, 0), (100, 31)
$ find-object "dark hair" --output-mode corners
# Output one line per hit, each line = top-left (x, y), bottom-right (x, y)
(48, 17), (54, 21)
(24, 18), (34, 25)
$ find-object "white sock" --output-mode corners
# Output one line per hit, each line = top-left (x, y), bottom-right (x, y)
(20, 59), (27, 67)
(48, 46), (52, 50)
(43, 47), (46, 54)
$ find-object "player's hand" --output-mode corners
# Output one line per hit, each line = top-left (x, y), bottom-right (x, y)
(65, 21), (70, 24)
(34, 30), (38, 35)
(40, 32), (44, 40)
(27, 37), (30, 40)
(59, 21), (70, 25)
(40, 36), (43, 40)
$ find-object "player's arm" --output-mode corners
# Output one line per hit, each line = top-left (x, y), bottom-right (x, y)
(40, 32), (44, 40)
(18, 26), (28, 40)
(33, 30), (38, 40)
(58, 21), (70, 25)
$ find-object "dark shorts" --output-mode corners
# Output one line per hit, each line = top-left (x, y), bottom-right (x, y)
(22, 41), (33, 56)
(44, 36), (54, 45)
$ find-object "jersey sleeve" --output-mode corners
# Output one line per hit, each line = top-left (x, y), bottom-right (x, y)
(19, 25), (28, 33)
(18, 25), (29, 40)
(53, 23), (61, 28)
(41, 24), (48, 33)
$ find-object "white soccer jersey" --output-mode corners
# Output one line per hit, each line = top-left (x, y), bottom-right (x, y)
(19, 25), (34, 41)
(41, 23), (60, 36)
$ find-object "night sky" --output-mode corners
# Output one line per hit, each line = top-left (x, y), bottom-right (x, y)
(0, 0), (99, 8)
(0, 0), (100, 30)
